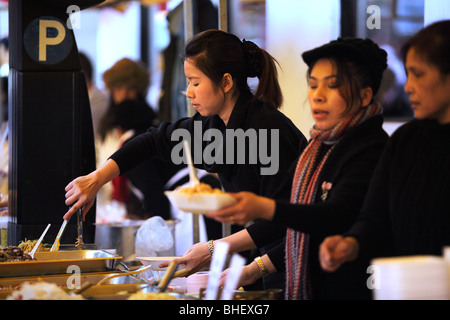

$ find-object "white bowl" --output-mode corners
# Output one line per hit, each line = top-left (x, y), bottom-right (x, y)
(165, 191), (236, 214)
(136, 256), (179, 271)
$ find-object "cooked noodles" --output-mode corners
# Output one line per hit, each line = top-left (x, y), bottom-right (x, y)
(18, 239), (49, 254)
(177, 183), (223, 195)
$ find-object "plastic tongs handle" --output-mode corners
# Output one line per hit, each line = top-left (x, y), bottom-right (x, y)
(158, 260), (179, 292)
(183, 140), (199, 186)
(50, 219), (69, 252)
(29, 223), (51, 258)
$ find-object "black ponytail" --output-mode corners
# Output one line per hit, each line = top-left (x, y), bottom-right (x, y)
(184, 29), (283, 109)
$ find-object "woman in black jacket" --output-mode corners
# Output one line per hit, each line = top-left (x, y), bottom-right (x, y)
(63, 29), (305, 264)
(319, 20), (450, 285)
(205, 38), (389, 300)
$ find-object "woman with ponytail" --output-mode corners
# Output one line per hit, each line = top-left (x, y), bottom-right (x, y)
(205, 38), (390, 299)
(63, 30), (306, 263)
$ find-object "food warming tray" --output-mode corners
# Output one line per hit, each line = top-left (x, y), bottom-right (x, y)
(0, 250), (122, 277)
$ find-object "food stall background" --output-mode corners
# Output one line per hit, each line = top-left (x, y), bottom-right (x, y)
(2, 0), (448, 144)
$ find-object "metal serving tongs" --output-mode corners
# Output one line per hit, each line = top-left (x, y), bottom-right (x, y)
(96, 265), (153, 285)
(75, 208), (84, 250)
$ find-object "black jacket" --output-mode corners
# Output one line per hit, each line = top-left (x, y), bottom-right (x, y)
(110, 92), (307, 199)
(348, 119), (450, 257)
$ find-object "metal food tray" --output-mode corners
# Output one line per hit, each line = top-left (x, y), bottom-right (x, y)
(0, 250), (122, 278)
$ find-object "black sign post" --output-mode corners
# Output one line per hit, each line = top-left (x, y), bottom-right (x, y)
(8, 0), (103, 245)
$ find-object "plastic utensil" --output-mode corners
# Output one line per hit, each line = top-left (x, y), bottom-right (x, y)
(29, 223), (51, 258)
(183, 140), (199, 186)
(157, 260), (179, 292)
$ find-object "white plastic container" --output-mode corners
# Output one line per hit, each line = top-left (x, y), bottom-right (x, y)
(371, 255), (449, 300)
(186, 271), (210, 294)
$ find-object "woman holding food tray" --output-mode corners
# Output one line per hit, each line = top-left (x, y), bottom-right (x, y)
(63, 29), (306, 283)
(181, 38), (390, 300)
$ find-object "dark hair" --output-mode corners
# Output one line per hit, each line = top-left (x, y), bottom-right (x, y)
(309, 58), (375, 114)
(401, 20), (450, 77)
(183, 29), (283, 109)
(0, 38), (8, 50)
(303, 38), (387, 113)
(111, 99), (156, 134)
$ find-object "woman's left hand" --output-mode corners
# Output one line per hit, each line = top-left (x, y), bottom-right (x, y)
(206, 192), (276, 225)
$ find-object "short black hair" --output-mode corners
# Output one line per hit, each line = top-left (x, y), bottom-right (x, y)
(401, 20), (450, 76)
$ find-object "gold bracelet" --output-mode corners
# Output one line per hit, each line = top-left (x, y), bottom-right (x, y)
(207, 240), (214, 260)
(254, 256), (269, 277)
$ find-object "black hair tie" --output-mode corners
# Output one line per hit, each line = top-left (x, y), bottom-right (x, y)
(242, 39), (262, 78)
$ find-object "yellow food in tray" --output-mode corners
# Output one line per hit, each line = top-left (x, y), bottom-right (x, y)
(18, 239), (50, 254)
(165, 183), (236, 214)
(177, 183), (224, 196)
(128, 291), (180, 300)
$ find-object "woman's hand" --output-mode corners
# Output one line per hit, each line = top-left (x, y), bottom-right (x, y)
(219, 261), (262, 288)
(206, 192), (276, 225)
(64, 159), (120, 220)
(159, 241), (211, 275)
(319, 235), (360, 272)
(64, 173), (101, 220)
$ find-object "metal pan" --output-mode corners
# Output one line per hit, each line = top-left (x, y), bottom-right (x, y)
(0, 250), (122, 278)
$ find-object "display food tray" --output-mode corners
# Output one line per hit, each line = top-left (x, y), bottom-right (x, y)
(0, 250), (122, 278)
(0, 272), (189, 300)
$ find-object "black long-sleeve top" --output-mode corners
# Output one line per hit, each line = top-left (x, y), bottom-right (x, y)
(347, 119), (450, 258)
(247, 115), (389, 299)
(110, 91), (306, 200)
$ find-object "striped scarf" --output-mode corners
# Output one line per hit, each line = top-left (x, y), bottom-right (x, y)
(285, 102), (382, 300)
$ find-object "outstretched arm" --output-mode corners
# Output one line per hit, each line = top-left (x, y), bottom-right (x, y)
(64, 159), (120, 219)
